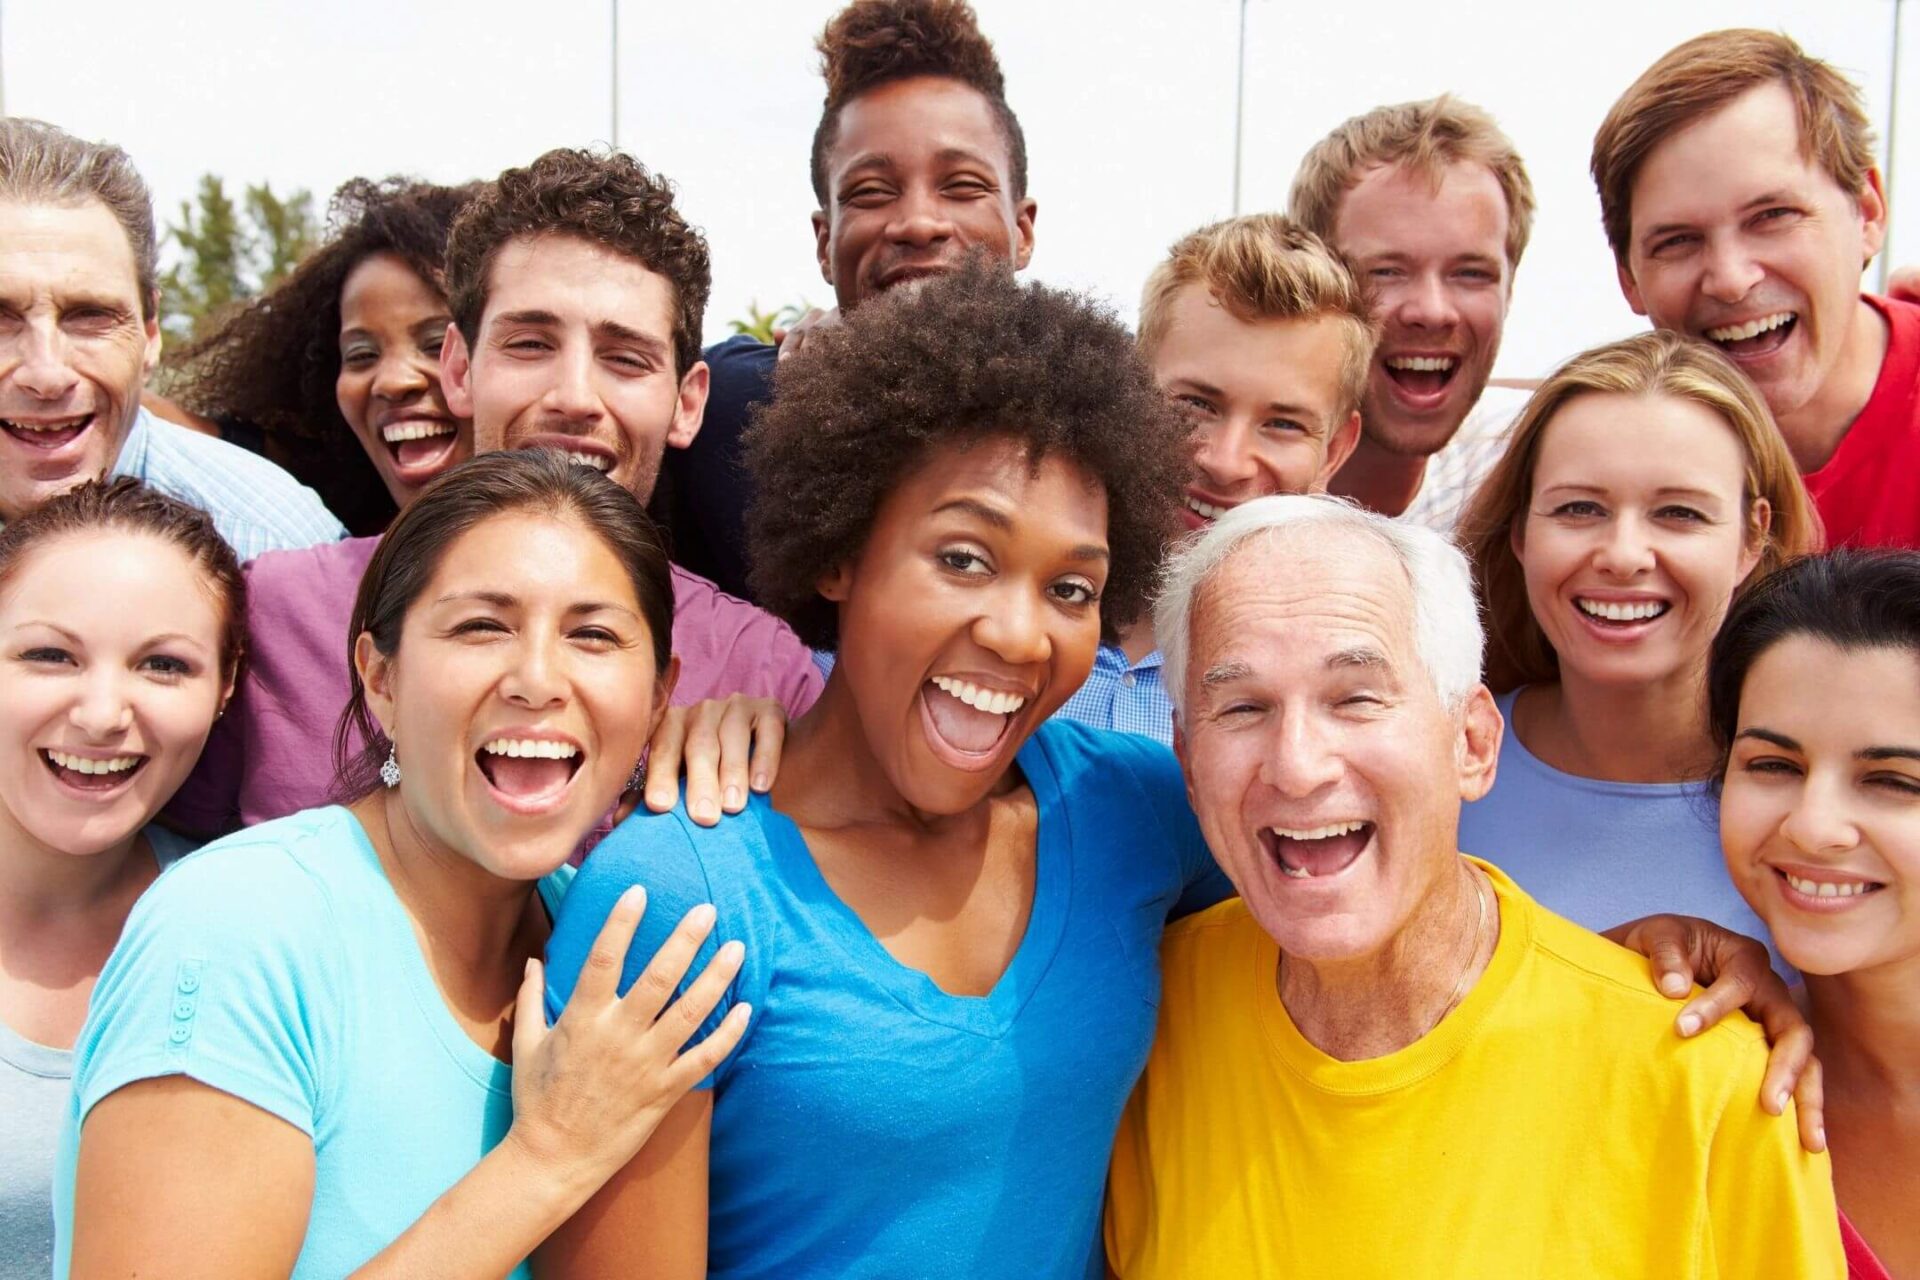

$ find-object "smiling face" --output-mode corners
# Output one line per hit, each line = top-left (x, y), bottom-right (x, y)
(1721, 636), (1920, 977)
(814, 75), (1036, 312)
(359, 509), (668, 880)
(0, 531), (228, 858)
(823, 436), (1106, 816)
(1332, 161), (1511, 458)
(1516, 391), (1764, 693)
(336, 253), (471, 507)
(0, 199), (159, 523)
(1617, 85), (1887, 432)
(1150, 285), (1361, 531)
(444, 234), (707, 503)
(1174, 529), (1499, 959)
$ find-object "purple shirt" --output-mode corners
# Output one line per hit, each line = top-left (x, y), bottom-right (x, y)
(169, 536), (823, 833)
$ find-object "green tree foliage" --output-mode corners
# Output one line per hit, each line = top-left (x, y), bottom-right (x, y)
(159, 175), (319, 345)
(728, 299), (811, 345)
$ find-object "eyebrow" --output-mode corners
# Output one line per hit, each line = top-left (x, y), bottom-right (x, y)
(432, 591), (638, 618)
(840, 146), (996, 177)
(11, 620), (82, 642)
(1328, 646), (1390, 672)
(491, 310), (667, 355)
(1736, 728), (1920, 765)
(931, 498), (1109, 564)
(1537, 482), (1727, 503)
(1201, 659), (1253, 689)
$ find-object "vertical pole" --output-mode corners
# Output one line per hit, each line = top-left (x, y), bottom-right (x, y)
(1, 0), (9, 119)
(1880, 0), (1905, 290)
(1231, 0), (1248, 214)
(610, 0), (621, 150)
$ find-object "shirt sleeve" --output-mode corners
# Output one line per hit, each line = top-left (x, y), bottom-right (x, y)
(545, 808), (764, 1089)
(160, 687), (247, 836)
(70, 844), (342, 1137)
(1701, 1032), (1845, 1277)
(1102, 730), (1233, 919)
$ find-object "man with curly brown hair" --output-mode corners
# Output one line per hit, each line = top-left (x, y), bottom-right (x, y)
(660, 0), (1033, 603)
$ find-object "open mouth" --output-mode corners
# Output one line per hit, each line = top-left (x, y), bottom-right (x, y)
(2, 412), (95, 450)
(1382, 354), (1459, 400)
(1184, 491), (1234, 526)
(474, 736), (584, 813)
(1774, 866), (1885, 907)
(41, 747), (147, 791)
(1575, 597), (1671, 630)
(1704, 311), (1796, 360)
(380, 417), (461, 477)
(1259, 820), (1374, 880)
(918, 675), (1028, 770)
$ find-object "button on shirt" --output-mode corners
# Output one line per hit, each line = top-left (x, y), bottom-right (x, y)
(1055, 645), (1173, 745)
(109, 408), (345, 561)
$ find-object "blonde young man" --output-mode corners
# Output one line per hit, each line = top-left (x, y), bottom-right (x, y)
(1594, 29), (1917, 549)
(1055, 214), (1371, 742)
(1104, 496), (1844, 1278)
(1289, 96), (1536, 531)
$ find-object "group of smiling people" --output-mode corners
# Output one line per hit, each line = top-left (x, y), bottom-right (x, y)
(3, 2), (1918, 1278)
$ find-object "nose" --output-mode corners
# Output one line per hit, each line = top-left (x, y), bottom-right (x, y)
(9, 319), (81, 401)
(1394, 270), (1459, 331)
(970, 582), (1052, 668)
(70, 669), (135, 739)
(1192, 417), (1259, 491)
(1592, 512), (1656, 578)
(1779, 773), (1859, 859)
(1259, 710), (1343, 800)
(541, 343), (602, 425)
(371, 350), (431, 403)
(499, 631), (568, 711)
(1700, 237), (1764, 306)
(885, 185), (957, 250)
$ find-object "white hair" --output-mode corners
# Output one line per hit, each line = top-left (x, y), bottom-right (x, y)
(1154, 494), (1484, 716)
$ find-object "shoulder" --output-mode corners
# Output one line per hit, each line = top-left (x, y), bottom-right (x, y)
(1029, 717), (1183, 796)
(666, 564), (817, 698)
(246, 535), (380, 598)
(703, 334), (777, 380)
(139, 807), (365, 927)
(139, 418), (345, 553)
(1162, 896), (1255, 960)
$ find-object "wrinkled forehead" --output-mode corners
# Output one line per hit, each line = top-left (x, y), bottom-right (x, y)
(0, 197), (143, 296)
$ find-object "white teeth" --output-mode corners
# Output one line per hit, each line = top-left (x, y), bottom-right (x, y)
(1577, 598), (1669, 622)
(1270, 820), (1367, 842)
(1186, 496), (1229, 521)
(1705, 311), (1794, 343)
(930, 675), (1027, 716)
(1385, 355), (1458, 372)
(1784, 872), (1874, 898)
(563, 450), (613, 472)
(480, 738), (580, 760)
(381, 420), (456, 443)
(46, 750), (142, 775)
(2, 415), (91, 432)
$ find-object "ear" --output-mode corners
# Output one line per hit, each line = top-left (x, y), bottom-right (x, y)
(1507, 508), (1527, 561)
(1455, 683), (1503, 803)
(1012, 197), (1038, 272)
(355, 631), (398, 742)
(1316, 409), (1364, 489)
(813, 209), (834, 286)
(441, 321), (476, 420)
(648, 653), (682, 736)
(665, 360), (709, 451)
(1738, 496), (1773, 584)
(1171, 719), (1201, 818)
(1616, 258), (1648, 318)
(816, 559), (854, 605)
(142, 294), (163, 380)
(1857, 167), (1889, 263)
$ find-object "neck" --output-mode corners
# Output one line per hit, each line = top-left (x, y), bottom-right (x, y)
(0, 816), (149, 926)
(1804, 956), (1920, 1098)
(1279, 857), (1497, 1060)
(355, 791), (538, 973)
(1115, 616), (1158, 663)
(1522, 667), (1712, 783)
(1326, 433), (1430, 517)
(1774, 296), (1891, 473)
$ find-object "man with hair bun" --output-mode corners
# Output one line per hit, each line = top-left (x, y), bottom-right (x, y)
(1594, 29), (1918, 549)
(659, 0), (1034, 602)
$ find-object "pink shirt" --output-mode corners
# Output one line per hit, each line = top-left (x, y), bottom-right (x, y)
(169, 535), (823, 832)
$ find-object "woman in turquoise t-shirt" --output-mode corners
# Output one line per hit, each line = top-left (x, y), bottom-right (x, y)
(0, 480), (237, 1279)
(58, 452), (748, 1277)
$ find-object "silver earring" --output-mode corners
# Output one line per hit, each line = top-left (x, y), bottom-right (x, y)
(627, 759), (647, 793)
(380, 744), (402, 789)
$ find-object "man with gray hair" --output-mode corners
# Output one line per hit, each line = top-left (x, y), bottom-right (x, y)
(0, 118), (341, 556)
(1103, 495), (1842, 1277)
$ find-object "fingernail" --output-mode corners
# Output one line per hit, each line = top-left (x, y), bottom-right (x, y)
(724, 785), (743, 811)
(1659, 973), (1689, 998)
(691, 902), (717, 929)
(735, 1002), (753, 1022)
(1775, 1089), (1791, 1112)
(619, 886), (645, 910)
(524, 957), (535, 978)
(1676, 1013), (1701, 1037)
(720, 939), (745, 963)
(696, 797), (717, 823)
(1816, 1126), (1826, 1149)
(752, 773), (770, 792)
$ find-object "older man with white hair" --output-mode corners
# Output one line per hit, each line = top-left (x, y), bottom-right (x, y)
(1103, 495), (1842, 1278)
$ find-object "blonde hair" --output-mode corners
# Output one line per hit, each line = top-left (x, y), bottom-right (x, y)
(1592, 29), (1877, 263)
(1458, 330), (1823, 695)
(1288, 94), (1536, 273)
(1137, 213), (1377, 420)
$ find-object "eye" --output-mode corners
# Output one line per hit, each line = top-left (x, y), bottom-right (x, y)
(605, 350), (655, 374)
(1338, 692), (1383, 710)
(938, 548), (991, 576)
(1368, 266), (1404, 280)
(844, 184), (893, 207)
(1549, 500), (1607, 519)
(1174, 394), (1216, 417)
(504, 337), (552, 355)
(1649, 233), (1698, 257)
(1753, 206), (1800, 228)
(1866, 771), (1920, 797)
(421, 338), (445, 359)
(139, 653), (193, 679)
(1455, 268), (1498, 284)
(18, 645), (74, 666)
(1259, 417), (1307, 436)
(1740, 755), (1801, 778)
(944, 178), (991, 198)
(1654, 505), (1707, 523)
(450, 617), (509, 638)
(340, 349), (377, 370)
(1048, 578), (1099, 607)
(570, 625), (621, 646)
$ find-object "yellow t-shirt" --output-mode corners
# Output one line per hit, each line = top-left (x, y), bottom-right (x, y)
(1105, 860), (1843, 1279)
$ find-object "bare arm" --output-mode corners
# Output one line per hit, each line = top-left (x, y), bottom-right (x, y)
(536, 1092), (712, 1279)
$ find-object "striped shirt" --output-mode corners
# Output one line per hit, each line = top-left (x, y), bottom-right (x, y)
(109, 408), (344, 560)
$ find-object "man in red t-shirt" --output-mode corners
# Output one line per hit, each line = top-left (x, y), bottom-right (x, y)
(1591, 29), (1917, 549)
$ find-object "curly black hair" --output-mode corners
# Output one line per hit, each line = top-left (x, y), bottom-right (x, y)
(745, 257), (1187, 649)
(444, 148), (709, 380)
(808, 0), (1028, 205)
(167, 178), (479, 534)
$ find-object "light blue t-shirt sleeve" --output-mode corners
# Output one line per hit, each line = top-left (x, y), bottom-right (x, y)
(545, 806), (762, 1089)
(71, 843), (342, 1137)
(1093, 728), (1233, 919)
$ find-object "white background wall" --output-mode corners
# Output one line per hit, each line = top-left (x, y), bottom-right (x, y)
(6, 0), (1914, 377)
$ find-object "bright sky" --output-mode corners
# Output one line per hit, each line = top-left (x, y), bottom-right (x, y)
(4, 0), (1914, 376)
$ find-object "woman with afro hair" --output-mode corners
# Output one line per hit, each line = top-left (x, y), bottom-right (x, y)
(540, 257), (1229, 1278)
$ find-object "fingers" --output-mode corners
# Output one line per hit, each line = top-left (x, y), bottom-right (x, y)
(714, 698), (759, 815)
(747, 700), (787, 794)
(663, 1001), (753, 1095)
(510, 957), (548, 1063)
(655, 938), (746, 1052)
(1757, 1020), (1815, 1112)
(680, 699), (727, 826)
(1790, 1054), (1827, 1154)
(617, 903), (717, 1025)
(1674, 962), (1757, 1038)
(573, 886), (647, 1005)
(644, 706), (687, 815)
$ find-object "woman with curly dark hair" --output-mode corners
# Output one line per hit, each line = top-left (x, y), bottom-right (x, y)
(539, 258), (1230, 1278)
(168, 178), (479, 534)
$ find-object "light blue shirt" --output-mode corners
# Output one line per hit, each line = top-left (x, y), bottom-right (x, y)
(109, 408), (344, 561)
(545, 719), (1232, 1279)
(1459, 688), (1785, 973)
(55, 807), (570, 1278)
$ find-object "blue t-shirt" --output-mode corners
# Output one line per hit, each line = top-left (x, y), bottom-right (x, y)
(1459, 688), (1783, 972)
(54, 806), (570, 1278)
(545, 720), (1231, 1279)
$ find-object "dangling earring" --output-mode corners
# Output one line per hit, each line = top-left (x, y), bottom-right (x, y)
(627, 759), (647, 793)
(380, 744), (402, 789)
